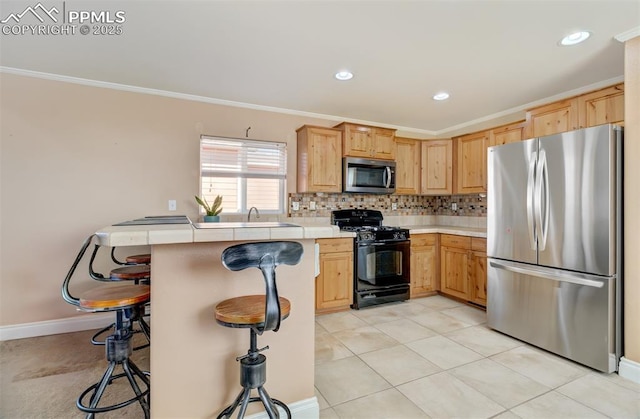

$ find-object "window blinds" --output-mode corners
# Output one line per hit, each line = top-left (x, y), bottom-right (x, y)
(200, 136), (286, 213)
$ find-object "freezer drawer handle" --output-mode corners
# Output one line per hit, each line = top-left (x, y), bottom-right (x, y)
(526, 151), (537, 251)
(489, 260), (605, 288)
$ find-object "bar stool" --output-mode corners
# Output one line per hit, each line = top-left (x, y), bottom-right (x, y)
(88, 244), (151, 349)
(215, 241), (303, 419)
(62, 235), (151, 419)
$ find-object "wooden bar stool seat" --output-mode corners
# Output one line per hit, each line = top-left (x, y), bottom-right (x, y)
(62, 235), (151, 418)
(125, 253), (151, 264)
(111, 248), (151, 266)
(80, 284), (151, 311)
(215, 295), (290, 328)
(109, 265), (151, 282)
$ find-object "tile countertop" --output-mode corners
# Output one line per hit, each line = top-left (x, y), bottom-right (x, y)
(95, 222), (349, 247)
(95, 222), (485, 247)
(402, 225), (487, 238)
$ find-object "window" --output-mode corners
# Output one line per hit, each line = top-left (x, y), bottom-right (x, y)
(200, 136), (287, 214)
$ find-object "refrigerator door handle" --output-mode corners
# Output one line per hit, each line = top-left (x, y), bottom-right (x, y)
(535, 149), (549, 251)
(489, 259), (605, 288)
(526, 151), (537, 250)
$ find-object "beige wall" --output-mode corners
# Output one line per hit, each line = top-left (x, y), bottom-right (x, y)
(0, 73), (333, 326)
(624, 36), (640, 364)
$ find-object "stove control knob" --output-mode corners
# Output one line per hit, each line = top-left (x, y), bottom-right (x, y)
(360, 232), (374, 241)
(394, 232), (406, 240)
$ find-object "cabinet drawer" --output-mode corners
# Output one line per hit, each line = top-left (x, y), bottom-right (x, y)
(411, 234), (437, 247)
(471, 237), (487, 252)
(440, 234), (471, 249)
(317, 238), (353, 253)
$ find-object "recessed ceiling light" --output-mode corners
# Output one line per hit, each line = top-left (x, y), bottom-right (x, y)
(560, 31), (591, 46)
(433, 92), (450, 101)
(335, 71), (353, 81)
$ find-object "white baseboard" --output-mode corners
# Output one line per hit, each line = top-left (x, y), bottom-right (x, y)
(0, 313), (114, 341)
(618, 356), (640, 384)
(246, 397), (319, 419)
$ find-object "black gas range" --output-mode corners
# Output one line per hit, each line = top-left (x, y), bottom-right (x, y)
(332, 210), (410, 309)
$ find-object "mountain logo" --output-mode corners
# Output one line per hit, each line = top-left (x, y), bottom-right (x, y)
(1, 2), (60, 24)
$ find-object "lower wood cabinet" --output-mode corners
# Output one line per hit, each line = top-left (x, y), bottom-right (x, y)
(469, 238), (487, 306)
(410, 234), (439, 298)
(440, 234), (487, 307)
(315, 238), (353, 314)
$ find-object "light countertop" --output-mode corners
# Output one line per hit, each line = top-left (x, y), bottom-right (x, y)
(96, 221), (485, 246)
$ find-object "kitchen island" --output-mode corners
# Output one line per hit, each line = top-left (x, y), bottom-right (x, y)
(96, 221), (346, 419)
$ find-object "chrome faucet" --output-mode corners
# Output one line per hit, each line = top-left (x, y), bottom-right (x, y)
(247, 207), (260, 222)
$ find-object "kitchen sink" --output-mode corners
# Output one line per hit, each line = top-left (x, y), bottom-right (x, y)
(193, 222), (300, 229)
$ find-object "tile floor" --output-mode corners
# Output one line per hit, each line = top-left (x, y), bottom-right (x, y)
(314, 295), (640, 419)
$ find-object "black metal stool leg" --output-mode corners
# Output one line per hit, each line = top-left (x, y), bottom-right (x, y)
(217, 387), (248, 419)
(256, 386), (279, 418)
(83, 362), (117, 419)
(122, 360), (150, 419)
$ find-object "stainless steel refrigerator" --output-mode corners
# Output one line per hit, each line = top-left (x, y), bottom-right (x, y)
(487, 124), (623, 373)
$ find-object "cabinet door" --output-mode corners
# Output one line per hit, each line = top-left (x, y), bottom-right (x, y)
(316, 251), (353, 313)
(296, 126), (342, 193)
(454, 132), (488, 194)
(372, 128), (396, 160)
(578, 84), (624, 128)
(410, 234), (438, 298)
(490, 121), (527, 146)
(315, 238), (354, 314)
(341, 124), (372, 158)
(421, 140), (453, 195)
(440, 246), (469, 300)
(469, 238), (487, 307)
(525, 98), (578, 138)
(395, 137), (420, 195)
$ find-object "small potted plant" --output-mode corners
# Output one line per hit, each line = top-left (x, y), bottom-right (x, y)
(195, 195), (223, 222)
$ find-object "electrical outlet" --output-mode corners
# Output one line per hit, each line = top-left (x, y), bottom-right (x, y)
(292, 201), (300, 211)
(452, 203), (457, 211)
(310, 201), (316, 211)
(168, 200), (177, 211)
(391, 203), (398, 210)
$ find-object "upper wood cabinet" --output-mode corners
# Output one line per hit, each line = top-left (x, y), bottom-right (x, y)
(578, 83), (624, 128)
(421, 140), (453, 195)
(335, 122), (396, 160)
(453, 131), (488, 194)
(296, 125), (342, 193)
(525, 98), (578, 138)
(395, 137), (420, 195)
(489, 121), (527, 146)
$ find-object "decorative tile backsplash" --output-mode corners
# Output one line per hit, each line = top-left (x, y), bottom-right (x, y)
(288, 193), (486, 217)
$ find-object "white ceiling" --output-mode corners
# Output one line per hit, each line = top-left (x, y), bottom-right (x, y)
(1, 0), (639, 136)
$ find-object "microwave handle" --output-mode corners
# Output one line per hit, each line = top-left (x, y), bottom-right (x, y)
(384, 166), (391, 188)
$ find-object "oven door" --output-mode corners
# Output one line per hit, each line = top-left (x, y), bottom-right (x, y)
(356, 241), (410, 289)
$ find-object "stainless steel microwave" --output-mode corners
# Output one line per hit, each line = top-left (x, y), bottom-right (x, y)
(343, 157), (396, 194)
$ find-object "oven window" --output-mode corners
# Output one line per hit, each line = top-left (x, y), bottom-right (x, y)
(356, 242), (409, 286)
(364, 250), (402, 280)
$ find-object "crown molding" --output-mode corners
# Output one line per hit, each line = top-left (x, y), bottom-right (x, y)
(615, 27), (640, 42)
(0, 66), (624, 138)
